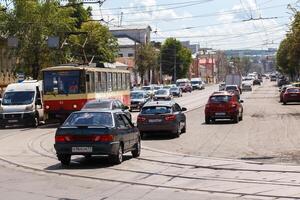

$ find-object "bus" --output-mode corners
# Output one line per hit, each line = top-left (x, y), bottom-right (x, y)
(42, 64), (131, 121)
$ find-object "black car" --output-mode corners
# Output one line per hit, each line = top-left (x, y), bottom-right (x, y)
(253, 79), (261, 85)
(54, 110), (141, 166)
(82, 99), (131, 121)
(137, 101), (187, 138)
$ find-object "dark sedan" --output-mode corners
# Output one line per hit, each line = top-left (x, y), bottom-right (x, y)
(54, 110), (141, 166)
(137, 101), (187, 138)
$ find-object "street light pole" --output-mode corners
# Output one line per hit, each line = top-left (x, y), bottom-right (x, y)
(160, 50), (162, 84)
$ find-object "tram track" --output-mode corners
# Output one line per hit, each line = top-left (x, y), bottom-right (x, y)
(1, 129), (300, 199)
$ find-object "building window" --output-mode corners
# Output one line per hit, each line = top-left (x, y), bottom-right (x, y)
(118, 54), (123, 57)
(128, 53), (134, 57)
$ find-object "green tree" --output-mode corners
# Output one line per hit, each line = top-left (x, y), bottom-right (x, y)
(161, 38), (192, 81)
(69, 21), (118, 64)
(2, 0), (76, 79)
(135, 43), (158, 85)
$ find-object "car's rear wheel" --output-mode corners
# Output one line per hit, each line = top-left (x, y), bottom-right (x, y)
(0, 124), (5, 129)
(239, 112), (243, 121)
(131, 139), (141, 158)
(233, 114), (239, 123)
(140, 131), (145, 139)
(57, 154), (71, 166)
(173, 123), (181, 138)
(283, 101), (287, 105)
(205, 116), (210, 124)
(111, 144), (123, 165)
(181, 122), (186, 133)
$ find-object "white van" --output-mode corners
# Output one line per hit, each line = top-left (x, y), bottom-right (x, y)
(190, 78), (205, 90)
(0, 80), (44, 128)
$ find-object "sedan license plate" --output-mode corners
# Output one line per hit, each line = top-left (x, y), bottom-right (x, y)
(215, 112), (226, 116)
(8, 119), (18, 123)
(149, 119), (162, 123)
(291, 94), (298, 97)
(72, 147), (93, 153)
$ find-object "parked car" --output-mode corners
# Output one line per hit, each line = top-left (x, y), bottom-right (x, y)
(253, 79), (261, 85)
(279, 85), (292, 102)
(169, 87), (182, 97)
(82, 99), (131, 121)
(54, 110), (141, 166)
(154, 89), (173, 100)
(205, 92), (243, 124)
(130, 90), (150, 111)
(137, 101), (187, 138)
(282, 87), (300, 105)
(225, 85), (241, 98)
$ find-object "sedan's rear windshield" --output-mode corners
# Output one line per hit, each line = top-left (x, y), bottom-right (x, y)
(63, 112), (113, 127)
(209, 95), (232, 103)
(287, 88), (300, 93)
(83, 101), (111, 109)
(226, 86), (238, 91)
(141, 106), (172, 114)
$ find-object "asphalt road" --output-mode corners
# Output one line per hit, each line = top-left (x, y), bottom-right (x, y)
(1, 80), (300, 199)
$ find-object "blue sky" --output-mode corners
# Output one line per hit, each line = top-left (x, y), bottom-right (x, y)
(89, 0), (297, 50)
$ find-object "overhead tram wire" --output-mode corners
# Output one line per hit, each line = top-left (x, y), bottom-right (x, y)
(114, 3), (294, 23)
(92, 0), (213, 15)
(100, 0), (214, 11)
(157, 16), (288, 33)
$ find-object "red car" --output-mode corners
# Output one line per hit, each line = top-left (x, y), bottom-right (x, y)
(205, 92), (243, 124)
(282, 87), (300, 105)
(279, 85), (291, 102)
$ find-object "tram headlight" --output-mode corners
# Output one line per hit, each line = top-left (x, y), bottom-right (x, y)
(73, 104), (77, 109)
(45, 105), (50, 109)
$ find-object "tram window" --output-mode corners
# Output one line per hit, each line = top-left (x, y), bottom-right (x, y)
(112, 73), (117, 91)
(117, 73), (122, 90)
(126, 73), (130, 89)
(107, 72), (112, 92)
(86, 72), (95, 93)
(101, 72), (107, 92)
(122, 73), (126, 90)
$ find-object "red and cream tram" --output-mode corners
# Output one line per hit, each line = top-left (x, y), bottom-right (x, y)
(42, 65), (131, 120)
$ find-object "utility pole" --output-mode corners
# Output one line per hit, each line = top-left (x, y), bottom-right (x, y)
(173, 47), (176, 84)
(160, 50), (162, 84)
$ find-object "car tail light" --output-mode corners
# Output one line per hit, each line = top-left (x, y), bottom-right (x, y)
(55, 135), (67, 142)
(165, 115), (176, 121)
(137, 116), (147, 122)
(231, 104), (237, 108)
(94, 134), (114, 142)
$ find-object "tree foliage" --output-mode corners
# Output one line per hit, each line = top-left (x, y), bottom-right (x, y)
(135, 43), (158, 84)
(277, 10), (300, 79)
(0, 0), (118, 79)
(161, 38), (192, 81)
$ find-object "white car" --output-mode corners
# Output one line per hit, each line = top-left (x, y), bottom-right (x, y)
(153, 89), (172, 100)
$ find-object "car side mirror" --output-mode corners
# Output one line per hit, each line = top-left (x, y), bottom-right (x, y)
(239, 100), (244, 103)
(36, 99), (42, 105)
(122, 105), (129, 110)
(181, 107), (187, 111)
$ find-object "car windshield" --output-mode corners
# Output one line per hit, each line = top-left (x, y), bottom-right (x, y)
(83, 101), (111, 109)
(2, 91), (35, 105)
(141, 106), (172, 114)
(170, 87), (179, 91)
(209, 95), (232, 103)
(191, 81), (200, 84)
(131, 92), (144, 99)
(142, 86), (151, 90)
(156, 90), (167, 95)
(44, 70), (82, 95)
(63, 112), (113, 127)
(154, 86), (161, 90)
